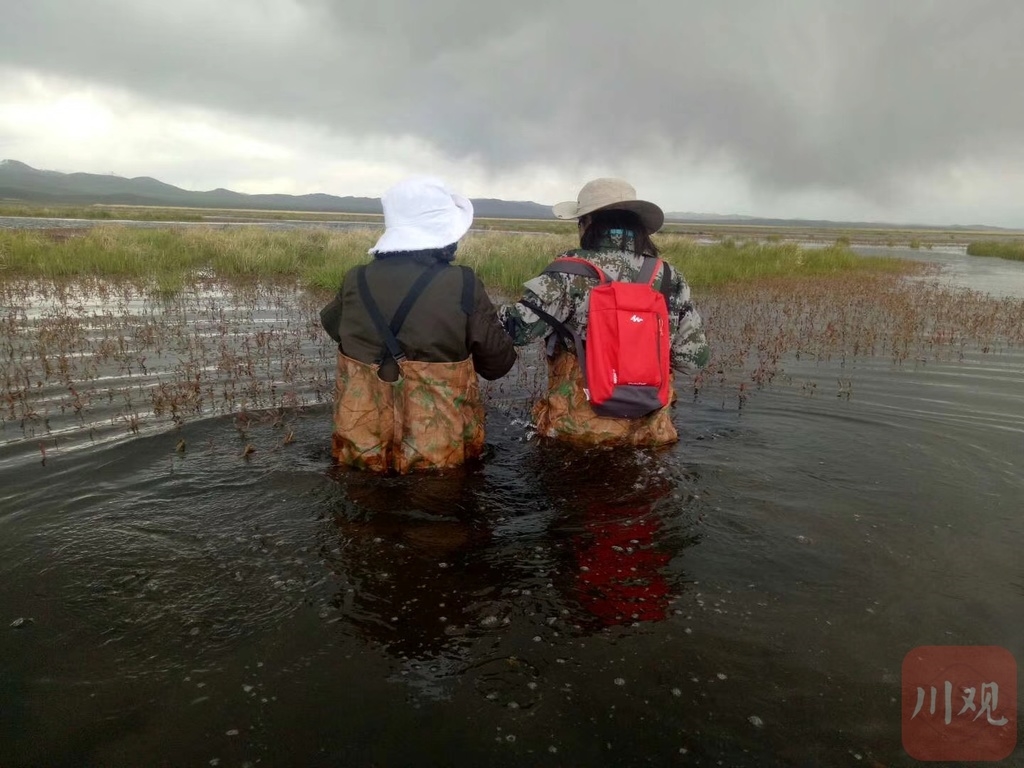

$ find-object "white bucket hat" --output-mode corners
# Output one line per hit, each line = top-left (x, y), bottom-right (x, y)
(552, 178), (665, 233)
(369, 176), (474, 254)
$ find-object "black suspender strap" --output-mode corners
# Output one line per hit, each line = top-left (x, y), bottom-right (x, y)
(356, 266), (404, 363)
(459, 265), (475, 315)
(389, 262), (446, 338)
(356, 262), (447, 364)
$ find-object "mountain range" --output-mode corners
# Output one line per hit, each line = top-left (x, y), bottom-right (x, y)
(0, 159), (1009, 230)
(0, 160), (554, 219)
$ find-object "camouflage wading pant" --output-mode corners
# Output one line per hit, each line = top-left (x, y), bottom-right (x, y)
(332, 352), (485, 473)
(533, 352), (678, 447)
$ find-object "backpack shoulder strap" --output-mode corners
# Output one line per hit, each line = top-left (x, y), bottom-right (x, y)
(636, 256), (673, 304)
(657, 261), (673, 306)
(636, 255), (659, 285)
(519, 297), (589, 391)
(541, 255), (609, 283)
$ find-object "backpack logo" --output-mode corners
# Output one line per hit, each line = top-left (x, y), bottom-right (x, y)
(630, 314), (644, 323)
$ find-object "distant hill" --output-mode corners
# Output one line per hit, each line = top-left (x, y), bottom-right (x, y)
(1, 160), (1012, 231)
(0, 160), (555, 220)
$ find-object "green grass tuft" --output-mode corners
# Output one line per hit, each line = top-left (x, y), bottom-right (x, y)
(966, 241), (1024, 261)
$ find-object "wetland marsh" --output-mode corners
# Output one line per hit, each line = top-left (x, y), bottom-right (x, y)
(1, 224), (1022, 766)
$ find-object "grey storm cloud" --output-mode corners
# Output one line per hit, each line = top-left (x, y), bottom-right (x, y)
(3, 0), (1024, 202)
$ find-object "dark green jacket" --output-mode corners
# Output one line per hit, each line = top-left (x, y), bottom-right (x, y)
(320, 253), (516, 382)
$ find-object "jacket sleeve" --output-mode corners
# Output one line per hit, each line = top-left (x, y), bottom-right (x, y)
(467, 275), (517, 380)
(496, 272), (577, 347)
(319, 290), (343, 345)
(666, 267), (710, 372)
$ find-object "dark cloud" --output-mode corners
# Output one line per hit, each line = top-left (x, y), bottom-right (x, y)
(3, 0), (1024, 205)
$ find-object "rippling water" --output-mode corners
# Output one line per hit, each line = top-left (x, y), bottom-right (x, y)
(1, 242), (1023, 766)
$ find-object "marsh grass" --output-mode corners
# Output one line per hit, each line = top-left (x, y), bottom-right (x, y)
(0, 227), (918, 297)
(966, 241), (1024, 261)
(656, 236), (917, 290)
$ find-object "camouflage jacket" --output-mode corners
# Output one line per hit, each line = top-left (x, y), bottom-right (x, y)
(498, 246), (710, 371)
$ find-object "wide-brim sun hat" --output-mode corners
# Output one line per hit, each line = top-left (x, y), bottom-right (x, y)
(369, 176), (474, 254)
(552, 178), (665, 234)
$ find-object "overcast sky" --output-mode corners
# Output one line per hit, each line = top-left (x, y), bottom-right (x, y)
(2, 0), (1023, 226)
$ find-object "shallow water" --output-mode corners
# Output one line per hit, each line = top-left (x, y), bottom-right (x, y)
(1, 248), (1023, 766)
(855, 243), (1024, 299)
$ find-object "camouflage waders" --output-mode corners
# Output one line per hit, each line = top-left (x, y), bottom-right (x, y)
(332, 352), (485, 473)
(533, 351), (678, 447)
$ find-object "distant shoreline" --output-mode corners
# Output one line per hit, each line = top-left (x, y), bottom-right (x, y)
(3, 204), (1023, 250)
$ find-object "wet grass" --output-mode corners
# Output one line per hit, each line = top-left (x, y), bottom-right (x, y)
(966, 240), (1024, 261)
(0, 227), (916, 296)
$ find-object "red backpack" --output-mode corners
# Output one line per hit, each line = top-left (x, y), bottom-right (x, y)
(522, 254), (673, 418)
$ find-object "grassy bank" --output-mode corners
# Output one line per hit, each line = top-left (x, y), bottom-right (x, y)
(966, 240), (1024, 261)
(0, 226), (922, 296)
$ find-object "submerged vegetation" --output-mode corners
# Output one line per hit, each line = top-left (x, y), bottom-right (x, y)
(2, 267), (1020, 464)
(966, 240), (1024, 261)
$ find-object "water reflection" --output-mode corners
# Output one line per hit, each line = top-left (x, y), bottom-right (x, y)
(528, 444), (690, 630)
(327, 467), (498, 665)
(323, 445), (697, 697)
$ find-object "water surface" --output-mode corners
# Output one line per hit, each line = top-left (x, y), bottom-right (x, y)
(1, 245), (1022, 767)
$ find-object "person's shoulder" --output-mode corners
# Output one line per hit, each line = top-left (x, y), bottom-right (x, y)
(578, 247), (638, 277)
(339, 263), (365, 286)
(343, 261), (367, 274)
(561, 247), (596, 259)
(553, 247), (613, 267)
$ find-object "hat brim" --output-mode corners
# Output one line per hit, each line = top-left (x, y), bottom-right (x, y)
(553, 198), (665, 234)
(370, 193), (474, 254)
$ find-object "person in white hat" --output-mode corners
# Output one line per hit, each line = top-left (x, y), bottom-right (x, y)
(499, 178), (709, 446)
(320, 176), (516, 473)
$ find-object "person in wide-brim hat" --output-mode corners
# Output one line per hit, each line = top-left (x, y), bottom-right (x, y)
(497, 177), (709, 447)
(551, 177), (665, 234)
